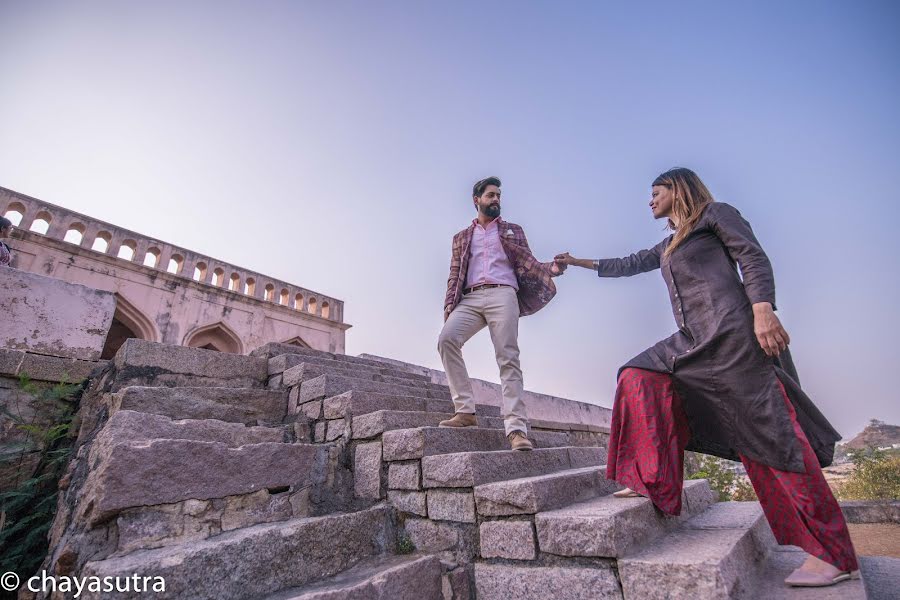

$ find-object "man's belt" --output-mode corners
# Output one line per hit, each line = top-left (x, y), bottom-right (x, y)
(463, 283), (510, 295)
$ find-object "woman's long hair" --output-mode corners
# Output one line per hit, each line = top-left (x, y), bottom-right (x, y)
(653, 167), (715, 257)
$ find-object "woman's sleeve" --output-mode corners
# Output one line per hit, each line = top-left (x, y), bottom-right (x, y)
(708, 202), (777, 308)
(596, 238), (668, 278)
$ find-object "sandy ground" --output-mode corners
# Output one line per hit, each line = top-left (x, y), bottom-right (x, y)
(847, 523), (900, 558)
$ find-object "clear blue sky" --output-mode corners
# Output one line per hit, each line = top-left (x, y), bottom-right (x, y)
(1, 1), (898, 438)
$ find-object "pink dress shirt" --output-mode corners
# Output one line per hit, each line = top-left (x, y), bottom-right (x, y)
(465, 218), (518, 291)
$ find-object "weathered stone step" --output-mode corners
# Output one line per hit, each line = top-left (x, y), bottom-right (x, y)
(299, 373), (450, 405)
(81, 505), (392, 600)
(111, 338), (268, 390)
(535, 479), (717, 559)
(475, 464), (618, 516)
(617, 501), (776, 600)
(271, 353), (430, 383)
(323, 390), (500, 419)
(382, 427), (572, 461)
(79, 429), (326, 524)
(283, 362), (431, 389)
(95, 409), (288, 449)
(475, 563), (621, 600)
(422, 447), (607, 489)
(109, 386), (288, 425)
(263, 554), (443, 599)
(352, 410), (505, 439)
(253, 342), (417, 372)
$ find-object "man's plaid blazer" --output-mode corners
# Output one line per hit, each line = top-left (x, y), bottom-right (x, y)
(444, 217), (558, 317)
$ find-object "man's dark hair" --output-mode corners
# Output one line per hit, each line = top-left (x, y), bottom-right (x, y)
(472, 176), (501, 198)
(0, 216), (12, 230)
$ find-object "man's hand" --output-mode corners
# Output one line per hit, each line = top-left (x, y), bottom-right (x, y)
(444, 306), (452, 323)
(550, 260), (566, 276)
(752, 302), (790, 357)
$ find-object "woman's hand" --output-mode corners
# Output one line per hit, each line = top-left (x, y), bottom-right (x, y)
(554, 252), (594, 270)
(753, 302), (790, 357)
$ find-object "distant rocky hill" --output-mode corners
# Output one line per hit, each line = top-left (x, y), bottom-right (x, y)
(844, 419), (900, 450)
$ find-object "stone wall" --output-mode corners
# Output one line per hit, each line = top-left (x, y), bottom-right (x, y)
(1, 271), (115, 493)
(359, 354), (612, 429)
(2, 268), (116, 361)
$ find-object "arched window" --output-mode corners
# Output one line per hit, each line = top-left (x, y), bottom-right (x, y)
(279, 289), (289, 306)
(167, 254), (184, 274)
(229, 273), (241, 292)
(63, 223), (86, 245)
(3, 202), (26, 226)
(307, 297), (317, 315)
(193, 262), (208, 282)
(244, 278), (256, 296)
(117, 239), (137, 261)
(264, 284), (275, 302)
(29, 211), (52, 235)
(321, 301), (330, 319)
(91, 231), (112, 253)
(212, 268), (226, 287)
(294, 293), (304, 310)
(143, 247), (161, 268)
(184, 322), (243, 354)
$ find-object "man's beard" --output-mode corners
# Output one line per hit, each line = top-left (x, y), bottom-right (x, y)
(480, 203), (501, 219)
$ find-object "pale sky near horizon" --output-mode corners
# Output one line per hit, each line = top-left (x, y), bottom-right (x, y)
(1, 1), (898, 439)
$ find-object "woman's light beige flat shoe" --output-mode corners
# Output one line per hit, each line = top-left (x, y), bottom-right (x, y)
(785, 568), (860, 587)
(613, 487), (644, 498)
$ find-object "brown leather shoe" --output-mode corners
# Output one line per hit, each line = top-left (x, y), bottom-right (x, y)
(508, 431), (534, 451)
(439, 413), (477, 428)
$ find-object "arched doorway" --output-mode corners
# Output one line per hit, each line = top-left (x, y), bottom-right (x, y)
(184, 322), (243, 354)
(100, 294), (158, 359)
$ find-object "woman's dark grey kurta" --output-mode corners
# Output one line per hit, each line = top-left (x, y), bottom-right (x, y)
(598, 202), (840, 473)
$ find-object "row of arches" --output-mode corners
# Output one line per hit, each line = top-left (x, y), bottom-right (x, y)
(3, 202), (333, 319)
(188, 262), (330, 318)
(98, 293), (310, 358)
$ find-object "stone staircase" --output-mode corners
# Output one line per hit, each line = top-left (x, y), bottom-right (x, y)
(36, 339), (871, 599)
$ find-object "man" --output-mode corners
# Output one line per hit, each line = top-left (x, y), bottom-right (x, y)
(438, 176), (565, 451)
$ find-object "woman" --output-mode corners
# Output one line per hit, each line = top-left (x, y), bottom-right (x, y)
(0, 216), (13, 267)
(555, 168), (858, 588)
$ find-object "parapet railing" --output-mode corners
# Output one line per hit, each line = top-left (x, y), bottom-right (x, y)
(1, 187), (343, 322)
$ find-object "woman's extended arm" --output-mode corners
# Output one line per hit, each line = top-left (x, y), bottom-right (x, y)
(554, 238), (668, 278)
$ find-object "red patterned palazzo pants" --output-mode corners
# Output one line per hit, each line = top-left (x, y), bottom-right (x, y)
(606, 367), (858, 572)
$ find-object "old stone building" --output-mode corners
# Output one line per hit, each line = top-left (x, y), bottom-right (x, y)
(1, 185), (349, 357)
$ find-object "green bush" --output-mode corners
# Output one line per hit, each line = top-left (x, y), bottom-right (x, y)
(835, 449), (900, 501)
(0, 375), (81, 579)
(686, 453), (758, 502)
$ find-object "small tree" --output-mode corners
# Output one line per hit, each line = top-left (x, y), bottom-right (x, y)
(686, 453), (758, 502)
(836, 448), (900, 501)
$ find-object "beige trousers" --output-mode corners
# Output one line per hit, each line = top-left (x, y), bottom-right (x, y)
(437, 285), (528, 435)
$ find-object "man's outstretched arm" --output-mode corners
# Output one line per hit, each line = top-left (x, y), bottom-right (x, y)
(518, 227), (566, 276)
